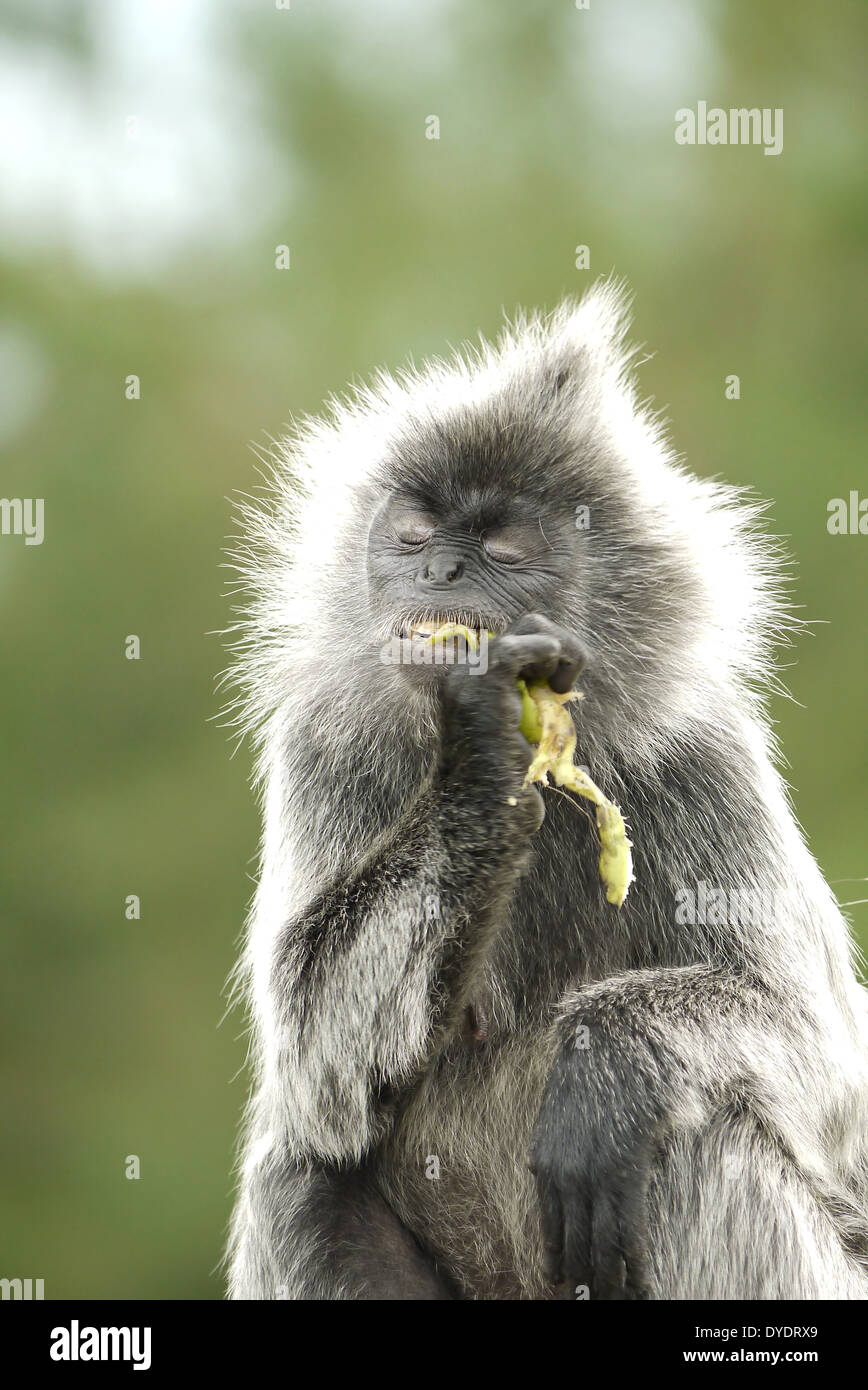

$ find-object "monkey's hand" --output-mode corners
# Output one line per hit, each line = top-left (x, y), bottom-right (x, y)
(439, 614), (586, 831)
(531, 1005), (694, 1301)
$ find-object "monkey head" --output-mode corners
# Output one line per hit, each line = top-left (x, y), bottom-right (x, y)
(228, 283), (785, 769)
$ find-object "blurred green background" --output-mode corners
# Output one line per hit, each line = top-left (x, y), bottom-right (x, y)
(0, 0), (865, 1298)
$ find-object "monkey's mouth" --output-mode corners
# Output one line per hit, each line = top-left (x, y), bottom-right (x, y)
(391, 613), (501, 641)
(394, 619), (447, 641)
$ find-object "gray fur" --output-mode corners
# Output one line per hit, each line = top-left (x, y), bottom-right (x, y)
(224, 282), (868, 1299)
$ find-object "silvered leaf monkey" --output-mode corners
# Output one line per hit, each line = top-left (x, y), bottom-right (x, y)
(226, 284), (868, 1299)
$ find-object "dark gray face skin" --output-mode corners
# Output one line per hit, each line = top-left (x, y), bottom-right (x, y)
(366, 488), (577, 638)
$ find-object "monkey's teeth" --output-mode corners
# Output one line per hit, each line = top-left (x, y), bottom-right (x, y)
(397, 618), (471, 640)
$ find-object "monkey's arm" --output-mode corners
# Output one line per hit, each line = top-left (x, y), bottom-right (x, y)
(265, 621), (581, 1165)
(268, 787), (532, 1163)
(531, 959), (842, 1300)
(229, 791), (524, 1299)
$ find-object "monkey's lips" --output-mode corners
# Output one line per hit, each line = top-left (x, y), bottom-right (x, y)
(392, 616), (494, 642)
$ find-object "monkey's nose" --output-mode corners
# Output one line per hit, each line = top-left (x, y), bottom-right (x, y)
(419, 554), (464, 585)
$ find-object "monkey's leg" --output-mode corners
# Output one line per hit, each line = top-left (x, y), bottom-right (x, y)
(229, 1145), (456, 1300)
(649, 1111), (868, 1299)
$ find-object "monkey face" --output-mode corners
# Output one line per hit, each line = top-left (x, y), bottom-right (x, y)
(366, 488), (577, 642)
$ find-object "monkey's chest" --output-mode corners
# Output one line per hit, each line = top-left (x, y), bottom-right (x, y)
(377, 1029), (558, 1300)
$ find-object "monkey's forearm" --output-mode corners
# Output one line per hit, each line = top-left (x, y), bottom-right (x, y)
(555, 965), (827, 1141)
(265, 783), (534, 1163)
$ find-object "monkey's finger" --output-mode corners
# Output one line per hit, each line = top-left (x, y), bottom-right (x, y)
(548, 638), (588, 695)
(560, 1187), (593, 1295)
(617, 1169), (654, 1300)
(493, 633), (561, 683)
(501, 615), (587, 693)
(515, 785), (546, 835)
(588, 1187), (626, 1300)
(535, 1170), (565, 1285)
(622, 1250), (652, 1300)
(513, 617), (586, 689)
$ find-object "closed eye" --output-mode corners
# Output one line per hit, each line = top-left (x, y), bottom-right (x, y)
(393, 511), (436, 547)
(481, 530), (526, 565)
